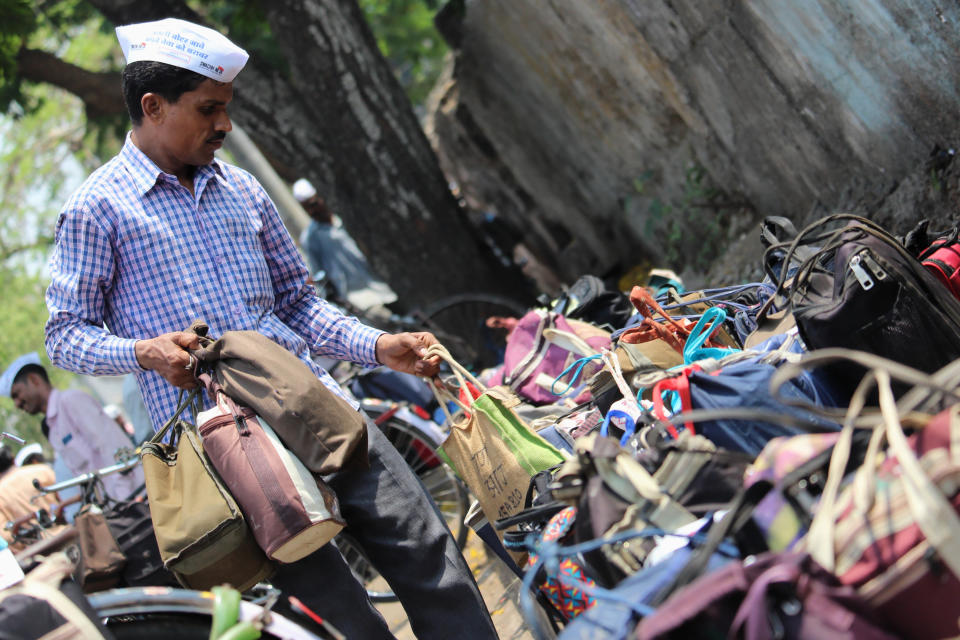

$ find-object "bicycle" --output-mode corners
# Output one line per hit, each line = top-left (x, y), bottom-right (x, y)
(3, 445), (336, 640)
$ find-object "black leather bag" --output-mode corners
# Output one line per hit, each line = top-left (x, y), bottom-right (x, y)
(768, 214), (960, 394)
(104, 500), (179, 588)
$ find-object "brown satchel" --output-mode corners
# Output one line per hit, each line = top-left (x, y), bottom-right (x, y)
(189, 321), (369, 474)
(73, 504), (126, 593)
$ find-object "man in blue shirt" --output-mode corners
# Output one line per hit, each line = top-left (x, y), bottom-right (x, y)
(45, 18), (496, 639)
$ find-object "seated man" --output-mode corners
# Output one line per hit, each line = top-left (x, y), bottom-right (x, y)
(0, 444), (60, 552)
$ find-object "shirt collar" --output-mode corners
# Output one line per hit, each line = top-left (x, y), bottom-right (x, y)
(45, 388), (60, 421)
(119, 131), (227, 197)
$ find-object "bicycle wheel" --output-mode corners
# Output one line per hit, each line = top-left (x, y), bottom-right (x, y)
(419, 293), (529, 370)
(90, 587), (322, 639)
(335, 402), (469, 602)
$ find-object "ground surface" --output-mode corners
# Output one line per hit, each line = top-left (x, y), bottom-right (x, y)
(375, 532), (552, 640)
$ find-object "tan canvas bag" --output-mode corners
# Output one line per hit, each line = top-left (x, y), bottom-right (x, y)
(141, 391), (273, 591)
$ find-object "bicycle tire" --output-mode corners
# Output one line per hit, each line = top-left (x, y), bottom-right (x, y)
(419, 293), (529, 370)
(90, 587), (322, 640)
(336, 403), (469, 602)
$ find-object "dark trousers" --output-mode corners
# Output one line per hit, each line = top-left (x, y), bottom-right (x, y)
(271, 414), (499, 639)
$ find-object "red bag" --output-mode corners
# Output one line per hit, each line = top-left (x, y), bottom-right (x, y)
(922, 238), (960, 300)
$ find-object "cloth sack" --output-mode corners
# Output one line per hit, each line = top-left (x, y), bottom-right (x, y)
(793, 351), (960, 639)
(493, 310), (611, 405)
(649, 345), (841, 456)
(635, 551), (896, 640)
(73, 504), (126, 593)
(190, 321), (368, 474)
(141, 391), (273, 591)
(525, 506), (597, 622)
(196, 374), (346, 564)
(429, 344), (566, 561)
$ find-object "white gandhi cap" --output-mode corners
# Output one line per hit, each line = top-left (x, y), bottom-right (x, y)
(0, 352), (41, 397)
(116, 18), (249, 82)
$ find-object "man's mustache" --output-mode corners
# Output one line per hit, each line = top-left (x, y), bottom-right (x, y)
(208, 132), (227, 143)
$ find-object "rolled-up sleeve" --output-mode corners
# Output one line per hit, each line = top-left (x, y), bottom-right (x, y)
(44, 204), (142, 375)
(255, 188), (383, 367)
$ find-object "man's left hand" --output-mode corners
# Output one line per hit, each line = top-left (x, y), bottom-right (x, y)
(375, 332), (441, 377)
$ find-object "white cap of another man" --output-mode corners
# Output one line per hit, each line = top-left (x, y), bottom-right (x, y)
(115, 17), (249, 82)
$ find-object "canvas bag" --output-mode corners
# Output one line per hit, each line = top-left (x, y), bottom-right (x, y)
(141, 391), (273, 591)
(429, 344), (567, 558)
(195, 373), (346, 564)
(189, 321), (368, 474)
(495, 310), (611, 405)
(788, 351), (960, 639)
(72, 503), (126, 593)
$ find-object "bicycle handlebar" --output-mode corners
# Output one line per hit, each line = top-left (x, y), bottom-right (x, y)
(34, 455), (140, 494)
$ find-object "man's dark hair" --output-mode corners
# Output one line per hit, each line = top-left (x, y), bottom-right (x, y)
(122, 61), (208, 126)
(0, 446), (13, 475)
(12, 364), (48, 387)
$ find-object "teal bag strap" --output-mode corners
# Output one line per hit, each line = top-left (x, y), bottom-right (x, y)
(683, 307), (740, 364)
(551, 354), (602, 397)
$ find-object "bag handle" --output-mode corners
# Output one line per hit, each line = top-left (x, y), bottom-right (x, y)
(542, 328), (598, 358)
(769, 348), (960, 425)
(425, 343), (487, 426)
(804, 364), (960, 577)
(756, 213), (890, 323)
(148, 388), (200, 445)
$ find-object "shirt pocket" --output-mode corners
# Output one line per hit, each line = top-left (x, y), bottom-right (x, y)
(217, 210), (272, 292)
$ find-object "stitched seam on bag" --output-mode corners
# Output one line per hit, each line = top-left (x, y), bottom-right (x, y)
(238, 414), (312, 536)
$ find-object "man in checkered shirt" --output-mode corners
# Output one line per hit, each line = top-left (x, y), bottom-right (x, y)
(44, 18), (497, 640)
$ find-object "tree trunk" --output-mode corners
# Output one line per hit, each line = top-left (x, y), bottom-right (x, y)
(83, 0), (531, 310)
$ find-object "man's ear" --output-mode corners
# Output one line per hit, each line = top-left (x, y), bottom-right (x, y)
(140, 92), (166, 123)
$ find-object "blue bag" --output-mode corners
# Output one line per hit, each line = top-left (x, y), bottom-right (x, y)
(651, 356), (841, 456)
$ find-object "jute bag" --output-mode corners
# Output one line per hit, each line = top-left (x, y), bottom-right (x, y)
(428, 344), (567, 558)
(141, 391), (273, 591)
(189, 321), (368, 474)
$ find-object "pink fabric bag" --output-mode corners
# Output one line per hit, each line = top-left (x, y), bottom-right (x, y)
(195, 374), (346, 564)
(493, 310), (611, 405)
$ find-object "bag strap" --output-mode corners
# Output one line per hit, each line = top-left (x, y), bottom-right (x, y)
(148, 389), (200, 445)
(426, 343), (487, 425)
(803, 357), (960, 576)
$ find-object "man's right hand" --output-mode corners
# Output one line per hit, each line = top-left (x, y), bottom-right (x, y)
(135, 332), (200, 389)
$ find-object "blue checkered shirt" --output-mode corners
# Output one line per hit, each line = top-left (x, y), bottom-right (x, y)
(45, 134), (383, 432)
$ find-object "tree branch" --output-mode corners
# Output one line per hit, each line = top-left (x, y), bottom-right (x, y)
(16, 48), (125, 119)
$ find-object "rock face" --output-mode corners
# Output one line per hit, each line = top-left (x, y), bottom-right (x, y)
(426, 0), (960, 284)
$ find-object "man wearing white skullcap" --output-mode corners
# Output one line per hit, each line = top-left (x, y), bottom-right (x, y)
(293, 178), (398, 311)
(1, 353), (142, 500)
(45, 18), (496, 639)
